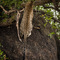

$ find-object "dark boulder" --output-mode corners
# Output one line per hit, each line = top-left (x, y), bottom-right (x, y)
(0, 11), (58, 60)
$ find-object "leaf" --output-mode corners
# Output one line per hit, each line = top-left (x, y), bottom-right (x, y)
(2, 19), (7, 22)
(50, 32), (55, 35)
(48, 32), (55, 38)
(44, 23), (47, 27)
(0, 50), (3, 56)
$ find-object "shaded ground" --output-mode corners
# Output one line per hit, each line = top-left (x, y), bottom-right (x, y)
(0, 11), (59, 60)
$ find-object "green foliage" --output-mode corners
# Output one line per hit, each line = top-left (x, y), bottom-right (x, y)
(0, 43), (7, 60)
(48, 32), (55, 38)
(23, 0), (35, 2)
(35, 3), (60, 40)
(0, 50), (4, 60)
(0, 0), (23, 23)
(0, 0), (23, 9)
(0, 0), (60, 40)
(0, 0), (35, 20)
(0, 50), (7, 60)
(2, 19), (7, 22)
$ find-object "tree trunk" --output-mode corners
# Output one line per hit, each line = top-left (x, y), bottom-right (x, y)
(0, 11), (58, 60)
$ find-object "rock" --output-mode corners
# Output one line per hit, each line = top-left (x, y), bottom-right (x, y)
(0, 11), (58, 60)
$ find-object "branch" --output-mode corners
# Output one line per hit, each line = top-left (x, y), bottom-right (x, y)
(34, 0), (51, 6)
(19, 8), (24, 13)
(52, 18), (60, 23)
(16, 11), (21, 42)
(0, 5), (16, 14)
(34, 0), (60, 6)
(43, 5), (60, 12)
(0, 13), (16, 26)
(16, 9), (24, 42)
(21, 0), (60, 7)
(34, 10), (60, 23)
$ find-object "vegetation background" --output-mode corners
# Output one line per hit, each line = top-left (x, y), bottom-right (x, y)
(0, 0), (60, 60)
